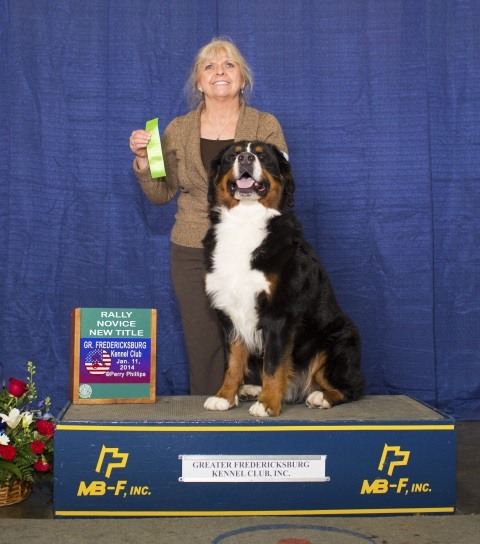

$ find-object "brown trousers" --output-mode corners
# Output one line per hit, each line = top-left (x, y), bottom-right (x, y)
(170, 243), (226, 395)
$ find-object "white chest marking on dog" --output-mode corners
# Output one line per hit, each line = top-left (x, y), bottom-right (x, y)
(206, 201), (280, 352)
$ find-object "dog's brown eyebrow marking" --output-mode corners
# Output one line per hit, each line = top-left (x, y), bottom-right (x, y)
(255, 145), (264, 154)
(234, 145), (243, 153)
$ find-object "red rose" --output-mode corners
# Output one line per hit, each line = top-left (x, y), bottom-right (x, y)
(0, 444), (17, 461)
(31, 440), (46, 455)
(36, 420), (55, 436)
(8, 378), (28, 397)
(34, 457), (51, 472)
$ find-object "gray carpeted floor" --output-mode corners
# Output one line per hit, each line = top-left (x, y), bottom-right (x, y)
(1, 515), (480, 544)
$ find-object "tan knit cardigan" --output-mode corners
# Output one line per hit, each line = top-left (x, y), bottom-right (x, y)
(133, 104), (288, 248)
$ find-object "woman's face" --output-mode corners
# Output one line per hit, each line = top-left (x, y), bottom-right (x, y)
(197, 51), (244, 102)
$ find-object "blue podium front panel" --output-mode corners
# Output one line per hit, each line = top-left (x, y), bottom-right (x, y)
(54, 396), (455, 517)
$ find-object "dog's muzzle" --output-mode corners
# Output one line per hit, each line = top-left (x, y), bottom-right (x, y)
(230, 152), (269, 200)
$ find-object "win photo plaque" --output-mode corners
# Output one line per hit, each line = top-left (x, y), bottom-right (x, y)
(70, 308), (157, 404)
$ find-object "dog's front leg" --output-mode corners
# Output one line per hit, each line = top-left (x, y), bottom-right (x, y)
(249, 330), (293, 417)
(204, 338), (249, 411)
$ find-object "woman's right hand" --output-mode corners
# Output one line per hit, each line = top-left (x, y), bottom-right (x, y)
(129, 129), (151, 165)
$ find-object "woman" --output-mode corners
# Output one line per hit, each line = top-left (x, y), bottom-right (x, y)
(129, 37), (288, 395)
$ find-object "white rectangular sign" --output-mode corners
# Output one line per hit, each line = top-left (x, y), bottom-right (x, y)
(179, 455), (330, 483)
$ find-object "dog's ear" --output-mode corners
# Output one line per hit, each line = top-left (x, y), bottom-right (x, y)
(283, 172), (295, 210)
(269, 144), (295, 209)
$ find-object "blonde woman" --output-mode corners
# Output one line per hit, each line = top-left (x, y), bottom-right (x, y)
(129, 37), (288, 395)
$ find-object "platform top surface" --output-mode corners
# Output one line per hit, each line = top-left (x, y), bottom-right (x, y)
(60, 395), (450, 423)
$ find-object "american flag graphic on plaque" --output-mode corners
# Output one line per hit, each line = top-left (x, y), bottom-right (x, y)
(84, 349), (112, 375)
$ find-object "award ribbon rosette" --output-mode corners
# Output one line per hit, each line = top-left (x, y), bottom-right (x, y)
(146, 117), (166, 178)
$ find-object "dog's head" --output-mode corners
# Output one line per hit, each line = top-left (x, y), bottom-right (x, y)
(208, 141), (295, 211)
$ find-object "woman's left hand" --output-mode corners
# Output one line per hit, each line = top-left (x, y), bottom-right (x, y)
(129, 129), (151, 158)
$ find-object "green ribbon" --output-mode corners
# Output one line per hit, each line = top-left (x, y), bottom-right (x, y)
(145, 117), (166, 178)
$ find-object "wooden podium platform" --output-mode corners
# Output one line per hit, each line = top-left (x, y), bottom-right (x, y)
(54, 395), (456, 517)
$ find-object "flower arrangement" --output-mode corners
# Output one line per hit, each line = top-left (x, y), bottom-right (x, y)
(0, 362), (54, 487)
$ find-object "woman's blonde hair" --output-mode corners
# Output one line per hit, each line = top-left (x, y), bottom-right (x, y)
(185, 37), (254, 109)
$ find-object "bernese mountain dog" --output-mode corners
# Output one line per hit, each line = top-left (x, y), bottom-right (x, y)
(202, 141), (364, 417)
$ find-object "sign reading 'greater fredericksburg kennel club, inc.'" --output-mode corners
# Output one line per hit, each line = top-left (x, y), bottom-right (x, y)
(70, 308), (157, 404)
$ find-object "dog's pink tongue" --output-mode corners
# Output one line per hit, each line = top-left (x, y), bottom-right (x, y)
(236, 177), (255, 189)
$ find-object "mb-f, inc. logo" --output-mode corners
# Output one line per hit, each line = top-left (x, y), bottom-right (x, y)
(77, 445), (151, 498)
(361, 444), (432, 496)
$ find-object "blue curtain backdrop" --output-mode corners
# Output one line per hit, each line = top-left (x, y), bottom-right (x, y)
(1, 0), (479, 419)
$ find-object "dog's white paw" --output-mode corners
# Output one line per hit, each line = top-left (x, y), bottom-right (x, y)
(249, 401), (270, 417)
(204, 396), (237, 411)
(238, 384), (262, 401)
(306, 391), (332, 409)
